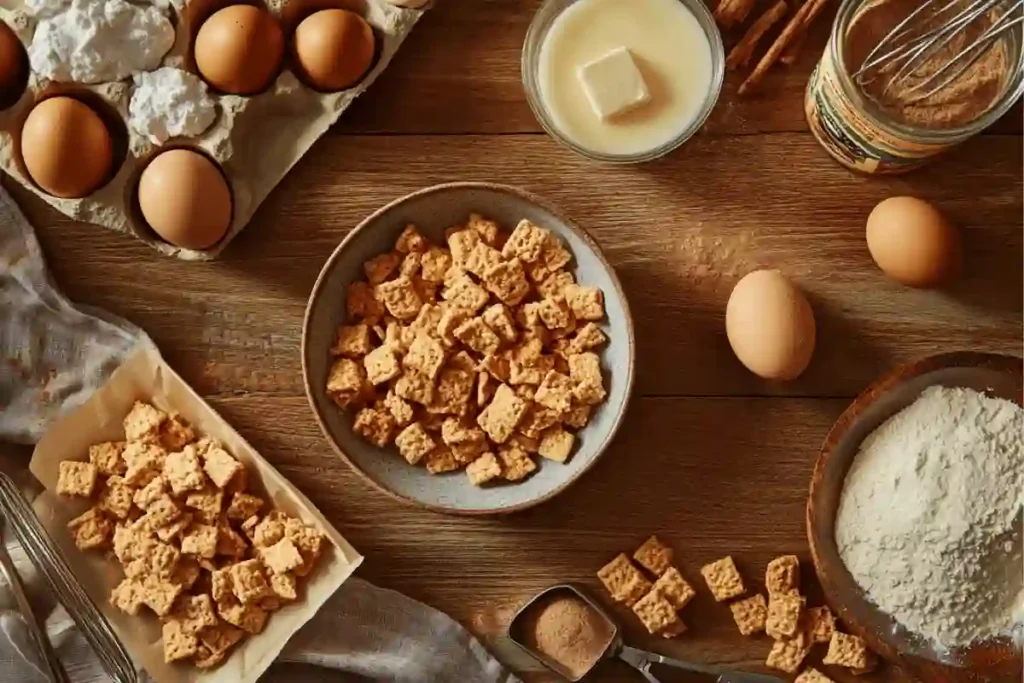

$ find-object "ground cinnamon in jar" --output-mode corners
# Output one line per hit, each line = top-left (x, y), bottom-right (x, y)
(518, 590), (616, 679)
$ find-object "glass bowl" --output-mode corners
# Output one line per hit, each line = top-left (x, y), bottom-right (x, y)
(521, 0), (725, 164)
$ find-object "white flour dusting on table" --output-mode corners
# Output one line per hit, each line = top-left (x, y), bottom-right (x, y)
(836, 385), (1024, 653)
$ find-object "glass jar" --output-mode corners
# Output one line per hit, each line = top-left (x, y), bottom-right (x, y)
(805, 0), (1024, 174)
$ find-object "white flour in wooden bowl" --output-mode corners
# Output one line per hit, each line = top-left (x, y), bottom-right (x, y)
(835, 385), (1024, 655)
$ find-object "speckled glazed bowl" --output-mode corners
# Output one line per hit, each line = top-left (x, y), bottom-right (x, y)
(302, 182), (635, 514)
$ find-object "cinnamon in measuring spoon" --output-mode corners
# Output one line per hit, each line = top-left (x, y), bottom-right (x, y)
(519, 591), (616, 679)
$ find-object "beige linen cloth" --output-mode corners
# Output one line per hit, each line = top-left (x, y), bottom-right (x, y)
(0, 187), (519, 682)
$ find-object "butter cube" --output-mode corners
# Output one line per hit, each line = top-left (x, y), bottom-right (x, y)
(578, 47), (651, 121)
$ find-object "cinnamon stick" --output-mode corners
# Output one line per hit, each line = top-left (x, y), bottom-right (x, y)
(714, 0), (757, 29)
(739, 0), (831, 95)
(781, 33), (808, 65)
(726, 0), (789, 71)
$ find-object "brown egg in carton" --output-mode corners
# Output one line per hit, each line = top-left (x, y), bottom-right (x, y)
(0, 0), (428, 261)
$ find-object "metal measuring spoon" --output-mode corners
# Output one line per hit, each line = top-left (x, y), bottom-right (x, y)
(508, 584), (786, 683)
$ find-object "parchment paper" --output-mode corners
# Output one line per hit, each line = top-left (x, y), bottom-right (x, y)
(27, 345), (364, 683)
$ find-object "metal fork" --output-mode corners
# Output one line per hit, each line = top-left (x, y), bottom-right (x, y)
(0, 473), (137, 683)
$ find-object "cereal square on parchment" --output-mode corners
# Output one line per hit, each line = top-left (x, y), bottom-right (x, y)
(141, 575), (183, 617)
(482, 258), (531, 307)
(226, 492), (263, 521)
(269, 572), (298, 601)
(124, 401), (167, 441)
(203, 445), (243, 489)
(174, 594), (218, 634)
(229, 559), (271, 604)
(110, 578), (146, 616)
(766, 591), (805, 639)
(97, 476), (133, 520)
(159, 414), (197, 451)
(795, 668), (835, 683)
(730, 594), (768, 636)
(597, 553), (652, 607)
(217, 522), (248, 557)
(632, 536), (673, 577)
(200, 621), (245, 657)
(822, 632), (871, 670)
(332, 324), (374, 358)
(163, 619), (199, 662)
(67, 507), (112, 551)
(364, 345), (401, 385)
(466, 452), (502, 486)
(186, 488), (224, 525)
(700, 556), (745, 602)
(181, 523), (218, 559)
(477, 384), (528, 444)
(218, 599), (267, 635)
(89, 441), (126, 476)
(395, 423), (436, 465)
(57, 461), (98, 497)
(632, 590), (683, 635)
(805, 605), (836, 644)
(538, 427), (574, 463)
(766, 554), (801, 596)
(766, 631), (811, 673)
(651, 567), (696, 610)
(497, 443), (536, 481)
(164, 445), (207, 495)
(262, 538), (304, 574)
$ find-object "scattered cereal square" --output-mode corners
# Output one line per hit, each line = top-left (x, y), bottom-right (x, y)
(535, 370), (574, 414)
(395, 422), (436, 465)
(262, 538), (304, 574)
(454, 318), (502, 356)
(632, 590), (683, 635)
(182, 524), (219, 559)
(569, 352), (607, 405)
(537, 270), (575, 298)
(124, 401), (167, 441)
(408, 304), (444, 339)
(431, 368), (475, 415)
(766, 555), (801, 596)
(122, 442), (167, 488)
(164, 445), (207, 495)
(571, 323), (608, 352)
(501, 219), (548, 263)
(377, 276), (424, 321)
(477, 384), (528, 444)
(822, 632), (870, 670)
(57, 461), (98, 497)
(564, 284), (605, 321)
(229, 559), (271, 604)
(97, 476), (133, 519)
(404, 334), (447, 381)
(332, 324), (374, 358)
(420, 247), (452, 284)
(175, 594), (218, 634)
(425, 446), (461, 474)
(67, 507), (112, 551)
(383, 391), (415, 427)
(509, 359), (546, 386)
(395, 224), (428, 254)
(283, 518), (326, 577)
(766, 592), (805, 640)
(466, 452), (502, 486)
(795, 668), (835, 683)
(347, 281), (384, 320)
(701, 556), (745, 602)
(442, 275), (490, 314)
(482, 258), (530, 306)
(805, 605), (836, 644)
(482, 304), (518, 344)
(89, 441), (126, 476)
(252, 511), (287, 548)
(463, 242), (504, 279)
(354, 407), (397, 447)
(538, 427), (575, 463)
(730, 594), (768, 636)
(163, 619), (199, 662)
(537, 296), (574, 331)
(511, 433), (539, 453)
(363, 345), (401, 385)
(218, 599), (267, 635)
(394, 372), (434, 406)
(141, 575), (183, 617)
(450, 439), (488, 464)
(766, 631), (811, 674)
(269, 572), (298, 601)
(364, 251), (402, 285)
(110, 578), (146, 616)
(597, 553), (652, 607)
(327, 357), (367, 409)
(497, 443), (536, 481)
(199, 622), (245, 658)
(226, 492), (264, 521)
(562, 404), (592, 430)
(652, 567), (696, 610)
(517, 405), (561, 440)
(633, 536), (674, 576)
(186, 488), (224, 525)
(203, 446), (243, 489)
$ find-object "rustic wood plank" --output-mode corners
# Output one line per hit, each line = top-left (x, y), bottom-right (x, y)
(17, 133), (1021, 400)
(337, 0), (1022, 136)
(199, 393), (903, 682)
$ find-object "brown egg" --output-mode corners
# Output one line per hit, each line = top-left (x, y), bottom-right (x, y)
(0, 22), (27, 107)
(866, 196), (961, 288)
(194, 5), (284, 95)
(726, 269), (816, 381)
(21, 97), (114, 199)
(137, 149), (233, 250)
(294, 9), (375, 91)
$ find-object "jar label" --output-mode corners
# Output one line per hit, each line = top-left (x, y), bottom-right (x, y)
(805, 49), (955, 174)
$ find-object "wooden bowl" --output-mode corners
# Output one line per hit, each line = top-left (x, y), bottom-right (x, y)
(808, 352), (1023, 683)
(301, 182), (636, 515)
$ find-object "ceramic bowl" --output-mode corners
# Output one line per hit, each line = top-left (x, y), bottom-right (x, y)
(302, 182), (635, 515)
(808, 351), (1023, 683)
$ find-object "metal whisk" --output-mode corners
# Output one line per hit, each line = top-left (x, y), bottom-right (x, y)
(852, 0), (1024, 103)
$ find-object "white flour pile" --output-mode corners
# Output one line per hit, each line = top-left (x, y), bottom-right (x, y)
(836, 385), (1024, 654)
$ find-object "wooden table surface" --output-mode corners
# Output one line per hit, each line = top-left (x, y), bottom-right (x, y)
(9, 1), (1023, 681)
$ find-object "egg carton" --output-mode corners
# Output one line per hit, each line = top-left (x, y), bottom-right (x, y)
(0, 0), (428, 260)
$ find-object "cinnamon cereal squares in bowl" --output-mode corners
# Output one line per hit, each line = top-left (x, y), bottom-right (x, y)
(303, 182), (635, 514)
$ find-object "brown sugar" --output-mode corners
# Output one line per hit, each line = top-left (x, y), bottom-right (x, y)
(518, 591), (615, 679)
(844, 0), (1011, 129)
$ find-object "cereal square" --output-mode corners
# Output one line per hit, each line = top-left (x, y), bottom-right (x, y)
(482, 258), (530, 306)
(597, 553), (652, 607)
(509, 359), (547, 387)
(122, 442), (166, 488)
(766, 592), (805, 639)
(199, 621), (245, 658)
(511, 433), (539, 453)
(157, 513), (193, 543)
(395, 423), (435, 465)
(564, 284), (605, 321)
(110, 578), (146, 616)
(822, 632), (870, 669)
(229, 559), (271, 604)
(481, 304), (518, 344)
(766, 554), (801, 596)
(363, 345), (401, 385)
(442, 274), (490, 314)
(354, 407), (397, 447)
(497, 443), (536, 481)
(466, 452), (502, 486)
(652, 567), (696, 610)
(454, 318), (502, 356)
(700, 556), (745, 601)
(57, 461), (98, 497)
(383, 391), (415, 427)
(537, 270), (575, 298)
(141, 575), (183, 617)
(463, 242), (504, 279)
(535, 371), (574, 414)
(537, 296), (574, 331)
(730, 594), (768, 636)
(186, 489), (224, 525)
(766, 631), (811, 674)
(477, 384), (528, 444)
(517, 405), (561, 440)
(163, 619), (199, 662)
(451, 439), (488, 464)
(394, 372), (434, 406)
(400, 251), (422, 277)
(218, 599), (267, 635)
(538, 427), (575, 463)
(175, 594), (218, 634)
(262, 538), (304, 574)
(159, 414), (197, 451)
(431, 368), (475, 414)
(216, 522), (248, 557)
(347, 280), (384, 320)
(537, 234), (572, 273)
(408, 304), (444, 339)
(425, 446), (461, 474)
(501, 219), (547, 263)
(477, 371), (495, 406)
(795, 668), (835, 683)
(805, 605), (836, 644)
(571, 323), (608, 352)
(377, 276), (423, 321)
(395, 224), (428, 254)
(211, 567), (234, 603)
(146, 494), (183, 528)
(633, 536), (674, 576)
(568, 352), (607, 405)
(67, 507), (112, 550)
(203, 446), (243, 489)
(468, 213), (501, 246)
(420, 246), (452, 284)
(326, 358), (366, 408)
(89, 441), (126, 476)
(364, 251), (401, 284)
(164, 445), (207, 495)
(331, 324), (373, 357)
(226, 492), (264, 521)
(182, 524), (219, 559)
(447, 227), (481, 265)
(97, 476), (133, 519)
(404, 334), (447, 381)
(269, 572), (298, 601)
(124, 401), (167, 441)
(632, 590), (683, 635)
(133, 474), (166, 510)
(562, 404), (592, 430)
(283, 518), (325, 577)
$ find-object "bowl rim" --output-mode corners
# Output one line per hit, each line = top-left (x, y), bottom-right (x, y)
(301, 181), (637, 515)
(807, 350), (1024, 674)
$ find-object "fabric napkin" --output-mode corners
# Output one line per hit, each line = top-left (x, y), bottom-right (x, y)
(0, 186), (520, 682)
